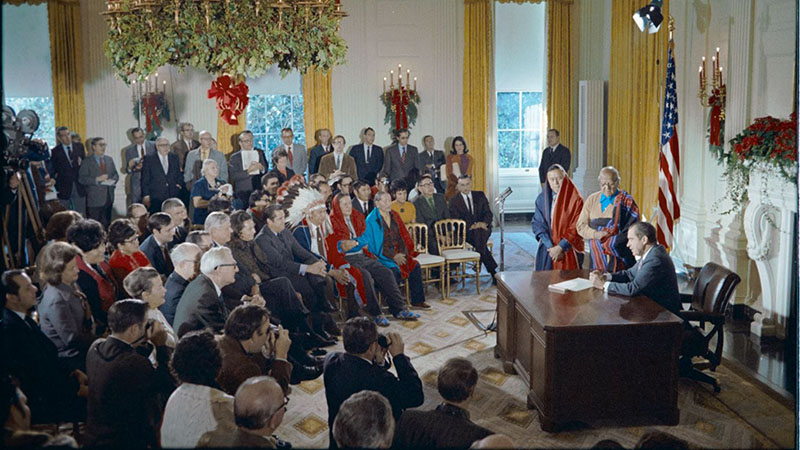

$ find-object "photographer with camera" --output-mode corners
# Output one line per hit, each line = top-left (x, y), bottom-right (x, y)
(323, 316), (424, 449)
(85, 299), (176, 448)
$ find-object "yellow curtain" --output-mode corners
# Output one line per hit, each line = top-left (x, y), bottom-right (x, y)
(463, 0), (492, 192)
(546, 0), (574, 154)
(302, 69), (335, 153)
(216, 111), (246, 157)
(47, 0), (85, 139)
(607, 0), (669, 218)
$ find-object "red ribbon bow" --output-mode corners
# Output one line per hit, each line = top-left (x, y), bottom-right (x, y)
(141, 94), (162, 133)
(208, 75), (249, 125)
(390, 88), (411, 130)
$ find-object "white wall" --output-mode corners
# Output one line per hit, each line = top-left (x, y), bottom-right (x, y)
(2, 3), (52, 97)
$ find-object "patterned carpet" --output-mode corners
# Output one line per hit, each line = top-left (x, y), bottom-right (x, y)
(273, 232), (795, 449)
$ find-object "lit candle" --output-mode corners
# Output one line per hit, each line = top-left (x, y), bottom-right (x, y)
(413, 77), (417, 91)
(132, 79), (137, 101)
(145, 76), (149, 95)
(698, 66), (702, 87)
(711, 56), (716, 74)
(715, 47), (720, 66)
(406, 69), (410, 87)
(718, 67), (723, 86)
(398, 64), (402, 84)
(383, 77), (387, 93)
(162, 79), (166, 94)
(390, 70), (394, 88)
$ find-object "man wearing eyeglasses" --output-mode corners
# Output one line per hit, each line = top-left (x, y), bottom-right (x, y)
(413, 174), (449, 255)
(229, 130), (268, 208)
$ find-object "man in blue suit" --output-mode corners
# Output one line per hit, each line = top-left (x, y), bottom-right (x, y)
(139, 213), (176, 277)
(348, 127), (383, 186)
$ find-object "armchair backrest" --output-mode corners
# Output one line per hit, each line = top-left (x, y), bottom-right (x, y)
(692, 262), (742, 314)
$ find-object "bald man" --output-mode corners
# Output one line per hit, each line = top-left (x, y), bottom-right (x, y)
(199, 376), (289, 448)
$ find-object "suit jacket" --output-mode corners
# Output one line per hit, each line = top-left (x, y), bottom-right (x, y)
(141, 152), (182, 202)
(139, 234), (173, 276)
(121, 141), (157, 195)
(318, 152), (358, 181)
(78, 154), (119, 208)
(608, 245), (681, 314)
(538, 143), (571, 184)
(393, 404), (492, 449)
(413, 193), (449, 229)
(308, 143), (332, 176)
(170, 138), (200, 171)
(200, 428), (278, 448)
(448, 190), (493, 229)
(173, 274), (230, 334)
(38, 283), (95, 362)
(184, 148), (228, 188)
(348, 143), (384, 185)
(418, 149), (446, 181)
(254, 228), (320, 280)
(49, 142), (86, 199)
(382, 143), (420, 182)
(161, 271), (189, 326)
(216, 334), (293, 396)
(228, 149), (267, 194)
(271, 143), (307, 176)
(352, 197), (374, 216)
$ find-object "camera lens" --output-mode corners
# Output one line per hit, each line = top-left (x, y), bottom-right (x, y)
(377, 334), (390, 349)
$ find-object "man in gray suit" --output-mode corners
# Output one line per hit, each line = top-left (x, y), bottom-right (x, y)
(271, 127), (307, 177)
(183, 130), (228, 191)
(413, 174), (449, 255)
(381, 128), (421, 187)
(170, 122), (200, 172)
(79, 137), (119, 228)
(121, 127), (156, 206)
(418, 135), (446, 193)
(228, 130), (267, 207)
(590, 221), (680, 314)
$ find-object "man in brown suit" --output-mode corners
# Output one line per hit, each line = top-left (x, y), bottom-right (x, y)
(170, 122), (200, 172)
(318, 135), (357, 182)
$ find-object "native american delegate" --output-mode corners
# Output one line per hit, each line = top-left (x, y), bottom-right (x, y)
(531, 164), (584, 271)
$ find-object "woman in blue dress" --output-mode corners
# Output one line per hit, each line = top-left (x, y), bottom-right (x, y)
(191, 159), (224, 225)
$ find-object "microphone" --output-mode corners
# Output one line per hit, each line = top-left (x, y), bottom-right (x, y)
(495, 186), (512, 204)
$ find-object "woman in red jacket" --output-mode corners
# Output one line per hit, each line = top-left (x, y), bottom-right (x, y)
(107, 218), (152, 287)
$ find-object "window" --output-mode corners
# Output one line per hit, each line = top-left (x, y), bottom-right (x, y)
(4, 97), (56, 148)
(246, 94), (305, 151)
(497, 91), (544, 170)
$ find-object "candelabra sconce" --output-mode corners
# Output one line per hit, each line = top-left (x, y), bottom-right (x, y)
(698, 48), (727, 146)
(381, 64), (420, 133)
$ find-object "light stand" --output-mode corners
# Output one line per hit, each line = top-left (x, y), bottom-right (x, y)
(494, 187), (512, 272)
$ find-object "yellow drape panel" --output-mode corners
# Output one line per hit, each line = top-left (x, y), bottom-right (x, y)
(302, 69), (335, 154)
(47, 0), (85, 139)
(607, 0), (669, 219)
(216, 110), (246, 157)
(463, 0), (492, 192)
(546, 0), (574, 154)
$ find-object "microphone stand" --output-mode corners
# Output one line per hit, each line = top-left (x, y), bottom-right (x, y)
(487, 188), (511, 333)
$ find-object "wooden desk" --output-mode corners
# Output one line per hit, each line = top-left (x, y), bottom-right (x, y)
(495, 270), (683, 431)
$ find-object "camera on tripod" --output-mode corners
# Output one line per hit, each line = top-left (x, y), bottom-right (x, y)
(2, 105), (49, 166)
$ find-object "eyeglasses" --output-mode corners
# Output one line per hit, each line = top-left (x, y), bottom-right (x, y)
(267, 397), (290, 420)
(419, 182), (434, 187)
(216, 263), (238, 269)
(124, 236), (139, 244)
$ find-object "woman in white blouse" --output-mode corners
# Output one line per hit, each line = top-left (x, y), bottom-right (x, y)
(122, 267), (177, 347)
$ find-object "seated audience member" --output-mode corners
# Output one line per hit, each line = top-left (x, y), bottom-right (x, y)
(349, 126), (384, 187)
(308, 172), (327, 189)
(160, 330), (236, 448)
(217, 304), (293, 395)
(314, 174), (333, 206)
(139, 213), (176, 277)
(261, 172), (281, 203)
(268, 149), (295, 185)
(200, 376), (291, 448)
(228, 130), (268, 207)
(318, 134), (358, 181)
(186, 229), (213, 253)
(448, 175), (499, 283)
(413, 174), (449, 255)
(206, 211), (233, 248)
(162, 243), (202, 325)
(124, 267), (178, 347)
(635, 430), (689, 450)
(390, 179), (416, 224)
(419, 135), (447, 192)
(1, 270), (87, 425)
(185, 130), (229, 190)
(352, 180), (374, 216)
(44, 210), (82, 243)
(36, 242), (96, 372)
(577, 166), (640, 271)
(162, 198), (190, 247)
(394, 358), (491, 448)
(126, 203), (151, 244)
(207, 194), (232, 214)
(375, 174), (391, 195)
(272, 127), (307, 176)
(67, 219), (117, 334)
(191, 159), (228, 226)
(308, 127), (333, 176)
(531, 164), (585, 271)
(108, 218), (152, 286)
(323, 317), (423, 447)
(1, 377), (78, 448)
(329, 193), (412, 325)
(333, 391), (395, 449)
(591, 439), (626, 449)
(248, 189), (270, 231)
(589, 221), (680, 314)
(85, 299), (175, 448)
(343, 191), (430, 311)
(331, 174), (354, 197)
(470, 434), (515, 449)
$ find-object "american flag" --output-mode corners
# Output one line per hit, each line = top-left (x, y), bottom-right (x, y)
(656, 40), (680, 249)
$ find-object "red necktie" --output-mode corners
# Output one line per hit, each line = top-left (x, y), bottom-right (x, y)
(287, 146), (294, 165)
(99, 157), (106, 172)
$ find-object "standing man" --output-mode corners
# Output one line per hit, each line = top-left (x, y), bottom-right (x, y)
(448, 175), (498, 284)
(318, 135), (358, 182)
(142, 137), (182, 214)
(121, 127), (156, 207)
(184, 131), (228, 191)
(50, 126), (86, 214)
(348, 127), (384, 186)
(381, 128), (420, 188)
(418, 135), (446, 193)
(272, 128), (307, 177)
(538, 128), (571, 185)
(228, 130), (267, 207)
(170, 122), (200, 172)
(78, 137), (118, 228)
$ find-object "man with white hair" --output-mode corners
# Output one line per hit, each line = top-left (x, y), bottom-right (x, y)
(205, 211), (232, 248)
(161, 242), (202, 325)
(184, 130), (228, 191)
(333, 391), (395, 449)
(142, 136), (182, 214)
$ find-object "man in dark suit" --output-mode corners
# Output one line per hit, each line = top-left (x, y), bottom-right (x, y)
(173, 247), (240, 334)
(121, 127), (157, 206)
(161, 198), (190, 249)
(161, 242), (201, 325)
(49, 126), (86, 214)
(393, 358), (492, 448)
(308, 128), (333, 176)
(139, 213), (176, 277)
(418, 135), (446, 193)
(381, 128), (421, 187)
(142, 137), (182, 214)
(590, 221), (681, 314)
(413, 174), (449, 255)
(449, 175), (498, 282)
(352, 181), (374, 216)
(1, 270), (87, 424)
(170, 122), (200, 172)
(538, 128), (571, 185)
(228, 130), (267, 207)
(78, 137), (119, 228)
(348, 127), (384, 186)
(323, 317), (424, 448)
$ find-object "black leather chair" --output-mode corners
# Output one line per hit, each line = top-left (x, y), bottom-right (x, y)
(678, 262), (741, 392)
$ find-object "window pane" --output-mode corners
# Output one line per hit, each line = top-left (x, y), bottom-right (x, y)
(247, 94), (306, 150)
(521, 92), (543, 129)
(496, 92), (520, 130)
(5, 97), (56, 148)
(267, 134), (283, 151)
(521, 130), (542, 168)
(498, 130), (520, 169)
(253, 134), (267, 151)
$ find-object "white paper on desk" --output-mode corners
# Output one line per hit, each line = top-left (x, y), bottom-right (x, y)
(100, 179), (117, 186)
(241, 151), (260, 169)
(548, 278), (594, 293)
